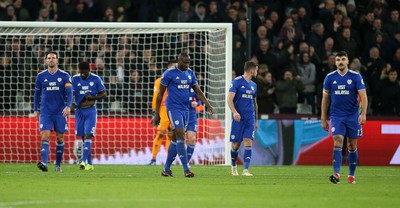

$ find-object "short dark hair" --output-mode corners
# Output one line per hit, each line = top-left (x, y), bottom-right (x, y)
(244, 61), (258, 72)
(336, 51), (348, 57)
(78, 61), (90, 71)
(46, 51), (58, 58)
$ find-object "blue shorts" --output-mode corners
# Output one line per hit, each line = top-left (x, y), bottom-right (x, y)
(39, 114), (68, 133)
(167, 109), (189, 131)
(187, 109), (198, 132)
(331, 114), (362, 139)
(75, 107), (97, 136)
(230, 116), (255, 143)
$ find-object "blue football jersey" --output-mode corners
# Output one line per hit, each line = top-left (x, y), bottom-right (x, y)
(72, 73), (106, 108)
(161, 66), (198, 111)
(323, 70), (366, 117)
(229, 76), (257, 118)
(34, 69), (72, 115)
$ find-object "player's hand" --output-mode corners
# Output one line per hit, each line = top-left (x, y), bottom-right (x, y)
(206, 104), (214, 114)
(33, 111), (40, 121)
(152, 114), (161, 127)
(233, 112), (241, 122)
(85, 94), (94, 101)
(321, 119), (329, 131)
(359, 114), (366, 125)
(191, 101), (198, 108)
(62, 106), (71, 117)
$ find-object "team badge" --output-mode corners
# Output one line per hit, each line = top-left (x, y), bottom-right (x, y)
(57, 78), (62, 82)
(175, 120), (179, 125)
(347, 79), (352, 85)
(331, 127), (335, 132)
(89, 82), (94, 86)
(188, 75), (191, 79)
(231, 135), (235, 139)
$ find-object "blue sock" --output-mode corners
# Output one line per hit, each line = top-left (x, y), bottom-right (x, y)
(81, 138), (92, 164)
(40, 140), (49, 164)
(87, 151), (92, 165)
(164, 141), (177, 171)
(243, 146), (252, 170)
(231, 148), (238, 166)
(55, 142), (64, 166)
(176, 139), (189, 171)
(348, 149), (358, 176)
(186, 144), (195, 162)
(333, 147), (342, 174)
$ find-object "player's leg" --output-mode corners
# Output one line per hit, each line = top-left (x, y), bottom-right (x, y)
(186, 111), (198, 163)
(347, 138), (358, 184)
(165, 128), (172, 153)
(75, 109), (86, 169)
(346, 117), (362, 184)
(242, 118), (255, 176)
(54, 115), (68, 172)
(329, 118), (346, 184)
(82, 108), (97, 170)
(149, 130), (165, 165)
(37, 114), (52, 172)
(230, 119), (245, 176)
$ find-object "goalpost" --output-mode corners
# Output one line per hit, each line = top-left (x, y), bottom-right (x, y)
(0, 22), (232, 165)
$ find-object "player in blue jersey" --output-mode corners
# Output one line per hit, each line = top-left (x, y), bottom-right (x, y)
(153, 52), (213, 177)
(33, 52), (73, 172)
(228, 61), (258, 176)
(321, 51), (368, 184)
(72, 61), (107, 171)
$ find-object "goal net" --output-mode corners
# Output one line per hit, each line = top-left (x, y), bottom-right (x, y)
(0, 22), (232, 165)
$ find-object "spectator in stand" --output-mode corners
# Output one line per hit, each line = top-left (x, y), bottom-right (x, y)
(336, 28), (359, 62)
(362, 46), (385, 90)
(40, 0), (57, 21)
(298, 41), (321, 67)
(84, 0), (103, 21)
(385, 9), (400, 38)
(68, 1), (91, 22)
(101, 7), (116, 22)
(359, 10), (375, 46)
(58, 0), (74, 21)
(36, 7), (50, 21)
(168, 0), (193, 22)
(1, 5), (16, 21)
(123, 70), (147, 115)
(367, 32), (391, 62)
(11, 0), (30, 21)
(207, 0), (225, 22)
(255, 69), (277, 114)
(234, 20), (247, 44)
(373, 69), (400, 115)
(252, 38), (278, 75)
(296, 52), (316, 114)
(308, 22), (326, 62)
(275, 70), (304, 114)
(278, 17), (303, 48)
(252, 25), (273, 54)
(251, 4), (267, 34)
(297, 6), (312, 37)
(318, 0), (335, 37)
(232, 35), (246, 76)
(336, 17), (362, 50)
(189, 1), (211, 22)
(391, 47), (400, 73)
(226, 5), (241, 24)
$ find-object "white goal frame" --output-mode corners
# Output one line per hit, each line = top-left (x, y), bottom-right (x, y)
(0, 21), (232, 165)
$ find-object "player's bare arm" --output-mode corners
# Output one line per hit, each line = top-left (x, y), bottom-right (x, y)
(153, 84), (167, 126)
(227, 92), (240, 122)
(192, 85), (213, 114)
(321, 89), (330, 131)
(358, 89), (368, 125)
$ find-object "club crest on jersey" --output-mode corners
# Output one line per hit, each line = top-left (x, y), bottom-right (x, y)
(347, 79), (352, 85)
(89, 82), (94, 86)
(175, 120), (179, 125)
(188, 75), (191, 79)
(331, 127), (335, 132)
(57, 78), (62, 82)
(231, 135), (235, 139)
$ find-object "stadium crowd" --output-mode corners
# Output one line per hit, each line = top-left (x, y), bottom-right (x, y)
(0, 0), (400, 116)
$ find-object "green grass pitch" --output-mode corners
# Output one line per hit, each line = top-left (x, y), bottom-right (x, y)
(0, 164), (399, 208)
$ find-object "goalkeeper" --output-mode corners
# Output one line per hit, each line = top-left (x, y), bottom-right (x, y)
(148, 60), (177, 165)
